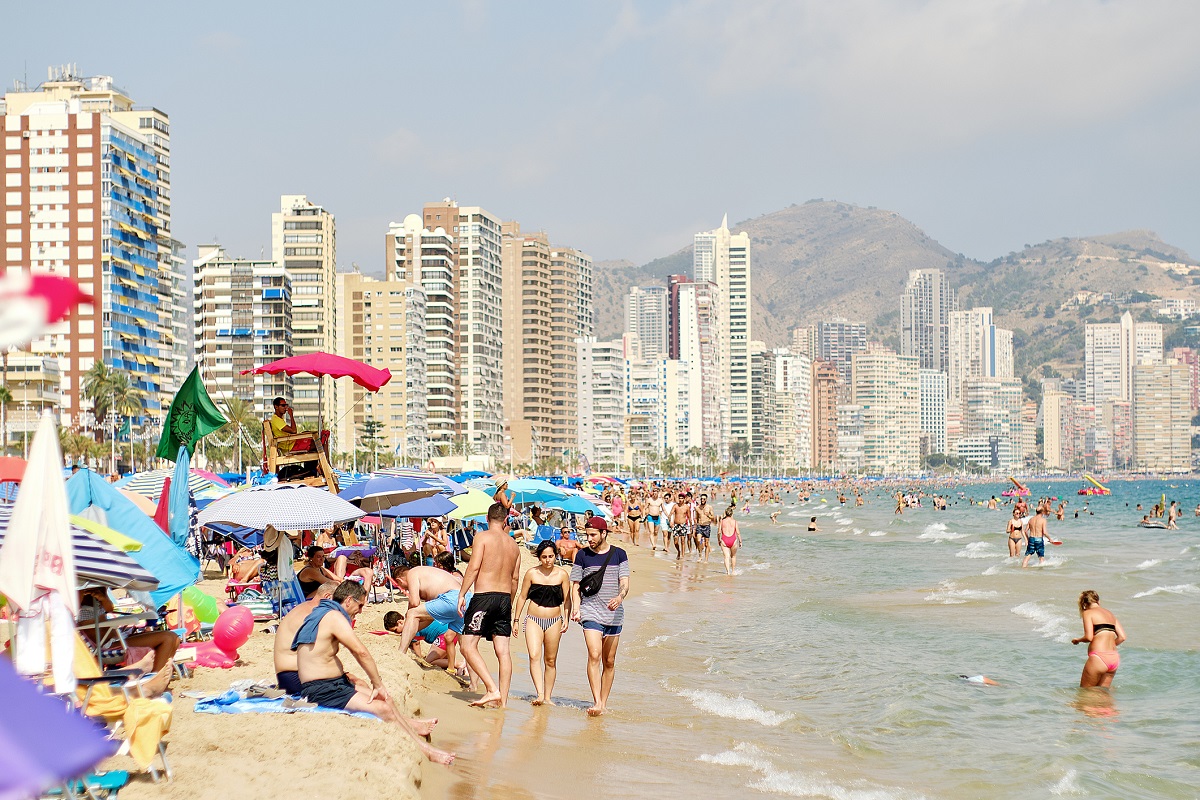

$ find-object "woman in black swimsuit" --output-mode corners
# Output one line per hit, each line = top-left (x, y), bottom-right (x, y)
(512, 541), (571, 705)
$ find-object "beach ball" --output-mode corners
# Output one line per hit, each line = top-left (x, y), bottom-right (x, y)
(182, 585), (221, 624)
(212, 605), (254, 654)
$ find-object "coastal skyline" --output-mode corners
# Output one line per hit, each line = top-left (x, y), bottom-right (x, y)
(3, 1), (1199, 273)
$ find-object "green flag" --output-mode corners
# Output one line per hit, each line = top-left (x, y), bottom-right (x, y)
(156, 366), (227, 460)
(118, 417), (132, 441)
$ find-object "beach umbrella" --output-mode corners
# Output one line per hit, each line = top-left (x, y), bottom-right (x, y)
(337, 474), (445, 514)
(0, 657), (116, 800)
(189, 468), (230, 487)
(0, 456), (26, 484)
(379, 493), (457, 519)
(545, 490), (602, 515)
(502, 478), (569, 505)
(451, 470), (492, 483)
(376, 468), (467, 497)
(117, 488), (157, 516)
(116, 468), (219, 500)
(0, 508), (159, 592)
(67, 470), (200, 606)
(168, 446), (192, 549)
(0, 272), (92, 351)
(447, 487), (495, 520)
(199, 483), (365, 531)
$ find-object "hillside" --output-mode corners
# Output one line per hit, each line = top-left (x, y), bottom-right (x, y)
(594, 202), (1200, 381)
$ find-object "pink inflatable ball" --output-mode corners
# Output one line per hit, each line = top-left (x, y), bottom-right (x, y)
(211, 605), (254, 655)
(193, 640), (236, 669)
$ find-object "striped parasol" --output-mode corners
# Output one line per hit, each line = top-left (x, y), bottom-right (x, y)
(0, 505), (159, 592)
(198, 483), (365, 531)
(115, 469), (222, 500)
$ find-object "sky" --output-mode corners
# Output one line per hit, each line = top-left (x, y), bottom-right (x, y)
(4, 0), (1199, 272)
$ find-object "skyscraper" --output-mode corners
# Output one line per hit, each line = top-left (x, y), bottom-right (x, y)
(947, 307), (1014, 407)
(673, 278), (721, 449)
(272, 195), (336, 428)
(811, 359), (840, 470)
(1, 70), (183, 425)
(815, 318), (867, 387)
(386, 213), (457, 453)
(774, 348), (812, 470)
(1085, 311), (1163, 405)
(625, 285), (668, 359)
(852, 350), (921, 475)
(694, 215), (752, 450)
(901, 268), (956, 372)
(919, 369), (948, 456)
(1132, 360), (1190, 472)
(576, 337), (625, 470)
(501, 222), (553, 465)
(549, 244), (592, 459)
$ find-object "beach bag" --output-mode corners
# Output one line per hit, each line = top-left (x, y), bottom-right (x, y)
(578, 548), (615, 598)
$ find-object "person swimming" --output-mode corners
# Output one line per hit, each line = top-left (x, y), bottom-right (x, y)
(958, 675), (1000, 686)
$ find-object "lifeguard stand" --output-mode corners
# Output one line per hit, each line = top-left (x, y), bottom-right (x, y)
(262, 421), (339, 494)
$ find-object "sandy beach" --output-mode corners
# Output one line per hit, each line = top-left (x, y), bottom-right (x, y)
(95, 535), (671, 800)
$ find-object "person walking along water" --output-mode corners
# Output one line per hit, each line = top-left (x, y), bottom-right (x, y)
(512, 541), (571, 705)
(571, 517), (629, 717)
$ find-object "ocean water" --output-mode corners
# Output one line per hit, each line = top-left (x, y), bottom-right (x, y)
(447, 479), (1200, 800)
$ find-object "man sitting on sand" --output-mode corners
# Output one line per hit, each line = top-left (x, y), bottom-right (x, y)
(457, 501), (522, 708)
(392, 562), (468, 679)
(293, 580), (454, 765)
(273, 581), (337, 695)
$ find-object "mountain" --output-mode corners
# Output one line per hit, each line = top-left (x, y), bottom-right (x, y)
(593, 201), (1200, 378)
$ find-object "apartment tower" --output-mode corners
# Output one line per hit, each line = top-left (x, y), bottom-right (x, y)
(501, 222), (553, 465)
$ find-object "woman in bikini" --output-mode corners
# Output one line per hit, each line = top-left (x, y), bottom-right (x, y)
(1005, 508), (1025, 557)
(512, 541), (571, 705)
(626, 491), (643, 547)
(718, 506), (742, 575)
(1071, 590), (1126, 688)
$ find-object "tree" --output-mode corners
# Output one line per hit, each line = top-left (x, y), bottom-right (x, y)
(82, 362), (114, 438)
(0, 385), (11, 456)
(359, 419), (385, 472)
(214, 397), (259, 471)
(730, 440), (750, 466)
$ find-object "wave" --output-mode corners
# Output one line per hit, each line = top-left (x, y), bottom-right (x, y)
(869, 530), (887, 537)
(699, 742), (925, 799)
(1132, 583), (1199, 599)
(647, 628), (692, 647)
(1134, 559), (1162, 570)
(955, 541), (999, 559)
(1011, 601), (1072, 642)
(925, 580), (1000, 605)
(1050, 768), (1085, 796)
(675, 688), (794, 727)
(748, 562), (770, 570)
(918, 522), (964, 541)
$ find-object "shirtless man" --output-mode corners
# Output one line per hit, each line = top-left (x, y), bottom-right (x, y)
(694, 494), (718, 563)
(293, 580), (453, 764)
(1021, 506), (1057, 568)
(555, 527), (581, 562)
(273, 581), (337, 695)
(661, 492), (676, 551)
(457, 502), (522, 708)
(645, 490), (665, 551)
(392, 562), (467, 675)
(670, 494), (692, 560)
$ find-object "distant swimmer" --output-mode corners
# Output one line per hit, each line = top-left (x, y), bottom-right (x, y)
(958, 675), (1000, 686)
(770, 511), (781, 525)
(1072, 590), (1126, 689)
(807, 516), (820, 532)
(1138, 516), (1168, 529)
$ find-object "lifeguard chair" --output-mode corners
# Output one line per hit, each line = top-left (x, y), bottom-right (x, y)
(262, 422), (340, 494)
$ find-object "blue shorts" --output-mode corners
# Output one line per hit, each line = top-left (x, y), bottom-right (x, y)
(645, 515), (661, 526)
(1025, 537), (1045, 558)
(417, 621), (449, 643)
(424, 589), (470, 634)
(581, 620), (623, 637)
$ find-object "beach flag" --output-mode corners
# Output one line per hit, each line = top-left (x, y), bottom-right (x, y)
(156, 367), (227, 460)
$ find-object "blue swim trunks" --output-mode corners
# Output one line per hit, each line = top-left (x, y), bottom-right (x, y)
(1025, 537), (1045, 558)
(424, 589), (471, 634)
(645, 515), (661, 526)
(416, 620), (449, 643)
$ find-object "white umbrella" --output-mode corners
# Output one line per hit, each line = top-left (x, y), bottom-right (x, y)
(198, 483), (365, 532)
(0, 411), (77, 691)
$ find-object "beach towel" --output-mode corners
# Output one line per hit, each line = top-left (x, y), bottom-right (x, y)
(290, 599), (350, 651)
(193, 693), (376, 719)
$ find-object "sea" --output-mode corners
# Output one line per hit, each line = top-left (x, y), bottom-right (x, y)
(444, 479), (1200, 800)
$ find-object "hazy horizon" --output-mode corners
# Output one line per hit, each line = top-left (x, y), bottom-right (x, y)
(4, 1), (1198, 271)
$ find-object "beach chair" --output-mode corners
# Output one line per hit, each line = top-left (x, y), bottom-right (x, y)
(262, 420), (339, 492)
(261, 575), (306, 619)
(526, 524), (558, 550)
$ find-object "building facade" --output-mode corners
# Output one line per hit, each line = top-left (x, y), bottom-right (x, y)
(811, 359), (840, 470)
(901, 268), (956, 372)
(919, 369), (948, 457)
(625, 285), (668, 360)
(1086, 311), (1163, 405)
(576, 337), (625, 470)
(851, 350), (920, 475)
(1132, 361), (1190, 473)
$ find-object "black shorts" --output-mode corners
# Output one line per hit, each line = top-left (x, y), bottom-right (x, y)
(299, 674), (357, 709)
(462, 592), (512, 640)
(695, 525), (711, 539)
(276, 670), (302, 696)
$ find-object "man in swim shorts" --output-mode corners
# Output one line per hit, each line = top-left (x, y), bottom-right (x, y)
(273, 581), (337, 695)
(1021, 506), (1049, 568)
(645, 489), (664, 550)
(392, 562), (468, 673)
(671, 493), (692, 560)
(694, 494), (717, 563)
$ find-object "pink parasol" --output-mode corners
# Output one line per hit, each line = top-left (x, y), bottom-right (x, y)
(240, 351), (391, 392)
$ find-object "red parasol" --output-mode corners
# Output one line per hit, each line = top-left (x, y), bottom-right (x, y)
(0, 456), (26, 484)
(240, 352), (391, 392)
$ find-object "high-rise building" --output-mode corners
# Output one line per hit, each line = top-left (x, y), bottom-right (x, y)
(1, 70), (183, 425)
(673, 278), (721, 449)
(193, 246), (291, 415)
(625, 285), (668, 360)
(960, 376), (1026, 470)
(694, 215), (752, 450)
(947, 307), (1014, 407)
(1105, 400), (1134, 470)
(749, 346), (777, 464)
(901, 268), (956, 372)
(1170, 347), (1200, 410)
(334, 271), (427, 466)
(501, 222), (553, 464)
(852, 350), (921, 475)
(1041, 389), (1070, 470)
(836, 403), (865, 473)
(622, 356), (692, 466)
(790, 324), (817, 359)
(1086, 311), (1163, 405)
(272, 195), (336, 428)
(1132, 360), (1191, 472)
(919, 369), (948, 456)
(811, 359), (840, 470)
(815, 318), (867, 387)
(549, 244), (592, 461)
(774, 348), (813, 470)
(387, 213), (457, 453)
(577, 337), (625, 470)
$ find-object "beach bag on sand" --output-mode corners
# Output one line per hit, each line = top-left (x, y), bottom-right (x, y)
(578, 549), (615, 598)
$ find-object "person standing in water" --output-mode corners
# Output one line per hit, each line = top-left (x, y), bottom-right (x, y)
(1005, 508), (1026, 558)
(1071, 590), (1126, 688)
(512, 541), (571, 706)
(718, 506), (742, 575)
(571, 517), (630, 717)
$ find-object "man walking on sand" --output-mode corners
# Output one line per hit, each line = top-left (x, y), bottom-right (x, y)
(695, 493), (718, 563)
(457, 501), (522, 708)
(293, 581), (454, 764)
(671, 492), (692, 560)
(571, 516), (630, 716)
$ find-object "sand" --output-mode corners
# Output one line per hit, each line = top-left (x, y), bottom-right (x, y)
(81, 532), (673, 799)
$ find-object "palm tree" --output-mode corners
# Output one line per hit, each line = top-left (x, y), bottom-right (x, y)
(215, 397), (258, 470)
(82, 362), (114, 438)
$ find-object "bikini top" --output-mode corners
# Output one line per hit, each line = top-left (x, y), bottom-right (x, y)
(527, 582), (564, 608)
(1092, 623), (1116, 635)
